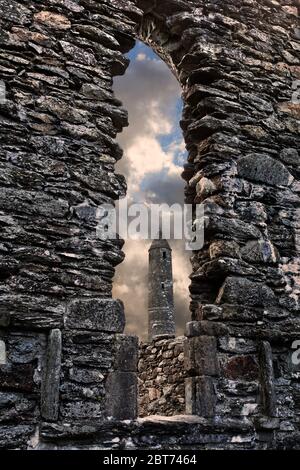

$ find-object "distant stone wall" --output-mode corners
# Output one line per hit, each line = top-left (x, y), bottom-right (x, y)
(138, 336), (186, 417)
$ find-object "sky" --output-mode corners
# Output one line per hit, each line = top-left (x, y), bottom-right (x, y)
(112, 41), (191, 340)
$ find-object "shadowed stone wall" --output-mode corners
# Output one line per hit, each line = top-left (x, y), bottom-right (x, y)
(0, 0), (299, 450)
(139, 336), (186, 417)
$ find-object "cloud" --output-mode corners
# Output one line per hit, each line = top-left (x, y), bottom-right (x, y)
(112, 42), (191, 339)
(136, 52), (147, 61)
(113, 48), (182, 199)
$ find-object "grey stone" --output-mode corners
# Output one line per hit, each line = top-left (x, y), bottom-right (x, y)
(280, 148), (299, 165)
(65, 299), (125, 333)
(41, 329), (62, 422)
(69, 367), (105, 384)
(106, 371), (137, 420)
(218, 337), (257, 354)
(185, 336), (220, 376)
(216, 277), (277, 307)
(114, 335), (139, 372)
(185, 376), (216, 417)
(138, 336), (186, 417)
(237, 154), (293, 187)
(241, 240), (279, 264)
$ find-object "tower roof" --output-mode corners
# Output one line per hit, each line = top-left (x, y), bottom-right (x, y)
(149, 231), (172, 251)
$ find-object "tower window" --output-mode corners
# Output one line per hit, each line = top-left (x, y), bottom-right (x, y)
(162, 251), (166, 260)
(161, 282), (165, 290)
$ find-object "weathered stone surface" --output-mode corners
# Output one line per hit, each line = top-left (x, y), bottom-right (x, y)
(241, 240), (279, 264)
(2, 296), (64, 330)
(65, 299), (125, 333)
(209, 241), (240, 260)
(216, 277), (277, 307)
(0, 425), (35, 450)
(237, 154), (294, 187)
(106, 371), (137, 420)
(259, 342), (277, 417)
(41, 329), (62, 422)
(218, 337), (257, 355)
(0, 0), (31, 25)
(185, 336), (219, 377)
(186, 376), (216, 417)
(280, 148), (300, 166)
(38, 416), (256, 449)
(34, 11), (71, 30)
(185, 321), (228, 338)
(114, 334), (138, 372)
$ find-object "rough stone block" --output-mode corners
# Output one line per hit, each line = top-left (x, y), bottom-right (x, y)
(216, 277), (277, 307)
(185, 320), (228, 337)
(60, 401), (104, 420)
(41, 329), (62, 422)
(218, 337), (257, 354)
(106, 371), (137, 420)
(185, 376), (216, 417)
(259, 341), (277, 417)
(65, 299), (125, 333)
(237, 153), (293, 186)
(241, 240), (279, 264)
(185, 336), (220, 376)
(114, 334), (138, 372)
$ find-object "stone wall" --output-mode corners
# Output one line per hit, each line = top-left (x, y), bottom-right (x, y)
(0, 0), (299, 450)
(138, 336), (186, 417)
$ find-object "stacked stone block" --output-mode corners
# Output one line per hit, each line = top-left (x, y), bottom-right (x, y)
(139, 336), (185, 417)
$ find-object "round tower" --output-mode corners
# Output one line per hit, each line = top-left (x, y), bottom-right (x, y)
(148, 234), (175, 341)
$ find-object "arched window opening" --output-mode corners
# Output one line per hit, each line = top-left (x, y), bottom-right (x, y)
(113, 41), (190, 417)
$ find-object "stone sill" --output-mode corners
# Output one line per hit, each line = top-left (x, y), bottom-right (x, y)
(39, 415), (254, 444)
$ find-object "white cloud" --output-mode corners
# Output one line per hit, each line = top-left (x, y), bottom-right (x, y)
(136, 52), (147, 61)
